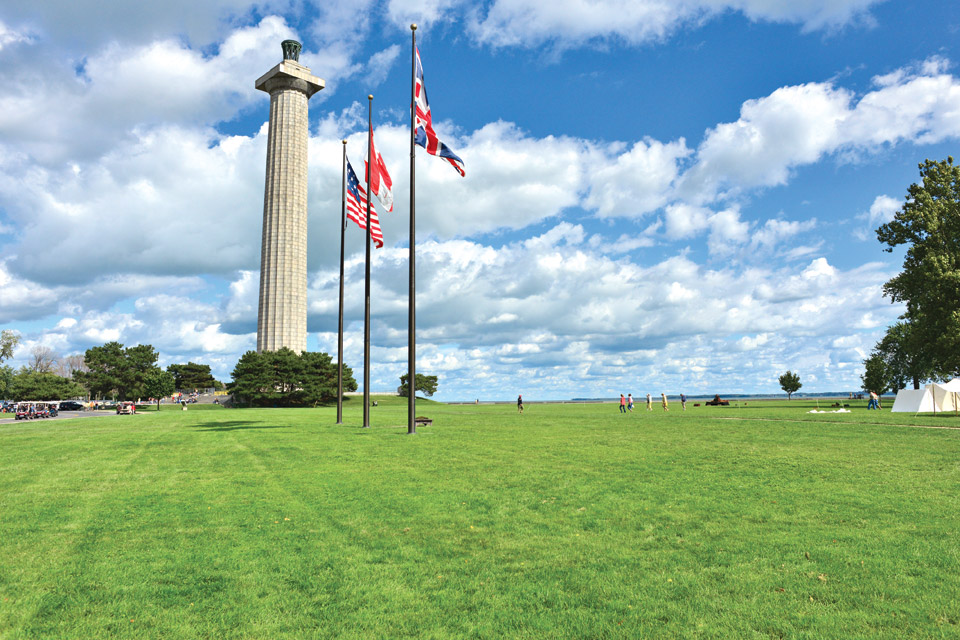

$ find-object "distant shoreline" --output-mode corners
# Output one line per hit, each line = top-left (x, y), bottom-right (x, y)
(446, 393), (893, 405)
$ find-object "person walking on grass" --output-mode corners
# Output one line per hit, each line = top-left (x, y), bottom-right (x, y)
(661, 393), (669, 411)
(680, 393), (687, 411)
(518, 394), (524, 414)
(627, 394), (634, 412)
(619, 394), (627, 413)
(646, 393), (652, 411)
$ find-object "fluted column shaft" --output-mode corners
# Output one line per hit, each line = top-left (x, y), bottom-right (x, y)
(254, 60), (323, 353)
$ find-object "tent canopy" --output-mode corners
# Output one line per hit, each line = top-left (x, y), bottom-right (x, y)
(891, 378), (960, 413)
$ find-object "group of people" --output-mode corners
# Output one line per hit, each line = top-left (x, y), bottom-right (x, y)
(619, 393), (687, 412)
(515, 392), (690, 414)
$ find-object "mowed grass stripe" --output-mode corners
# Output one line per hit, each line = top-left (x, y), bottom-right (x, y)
(1, 399), (959, 638)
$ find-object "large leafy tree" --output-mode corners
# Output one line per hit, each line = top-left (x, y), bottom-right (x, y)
(142, 369), (176, 410)
(167, 362), (216, 390)
(860, 353), (890, 397)
(877, 157), (960, 380)
(0, 365), (14, 398)
(778, 371), (802, 400)
(1, 330), (20, 363)
(871, 321), (933, 390)
(10, 370), (86, 401)
(228, 349), (355, 407)
(398, 373), (439, 398)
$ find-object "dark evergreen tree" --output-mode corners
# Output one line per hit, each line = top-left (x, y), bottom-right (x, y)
(228, 350), (355, 407)
(124, 344), (160, 400)
(229, 351), (276, 406)
(167, 362), (217, 390)
(74, 342), (125, 400)
(74, 342), (162, 401)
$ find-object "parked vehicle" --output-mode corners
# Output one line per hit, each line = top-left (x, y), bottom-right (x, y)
(116, 402), (136, 415)
(15, 403), (38, 420)
(58, 401), (85, 411)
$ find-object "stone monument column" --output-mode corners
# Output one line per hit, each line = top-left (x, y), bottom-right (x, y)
(254, 40), (324, 353)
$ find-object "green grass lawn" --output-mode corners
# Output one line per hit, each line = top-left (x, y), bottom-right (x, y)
(1, 398), (959, 639)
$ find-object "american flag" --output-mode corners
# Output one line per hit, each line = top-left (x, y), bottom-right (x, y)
(346, 158), (383, 248)
(415, 47), (465, 177)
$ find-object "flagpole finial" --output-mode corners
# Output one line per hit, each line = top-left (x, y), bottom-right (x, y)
(411, 23), (417, 31)
(368, 94), (373, 101)
(342, 139), (347, 145)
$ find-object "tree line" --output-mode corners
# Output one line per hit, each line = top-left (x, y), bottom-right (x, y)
(1, 330), (434, 408)
(0, 334), (226, 404)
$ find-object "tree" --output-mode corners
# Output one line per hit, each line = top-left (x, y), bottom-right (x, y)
(56, 354), (89, 379)
(123, 344), (160, 400)
(74, 342), (162, 401)
(167, 362), (216, 390)
(0, 365), (14, 398)
(860, 353), (890, 397)
(299, 351), (356, 406)
(10, 369), (85, 401)
(268, 348), (305, 395)
(142, 369), (176, 410)
(74, 341), (125, 400)
(0, 330), (20, 363)
(778, 371), (802, 400)
(229, 351), (275, 406)
(228, 349), (355, 407)
(871, 321), (933, 390)
(877, 157), (960, 380)
(398, 373), (439, 398)
(29, 345), (59, 373)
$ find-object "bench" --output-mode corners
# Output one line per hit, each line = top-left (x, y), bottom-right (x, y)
(414, 416), (433, 426)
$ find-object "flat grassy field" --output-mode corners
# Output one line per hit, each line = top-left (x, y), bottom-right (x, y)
(1, 398), (958, 639)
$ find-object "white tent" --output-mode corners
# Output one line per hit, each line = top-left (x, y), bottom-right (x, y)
(891, 378), (960, 413)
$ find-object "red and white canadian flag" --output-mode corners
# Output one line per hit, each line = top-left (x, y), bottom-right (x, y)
(365, 126), (393, 213)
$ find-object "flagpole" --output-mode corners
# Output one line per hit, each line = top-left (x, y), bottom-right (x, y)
(408, 23), (418, 436)
(337, 139), (346, 425)
(363, 95), (373, 429)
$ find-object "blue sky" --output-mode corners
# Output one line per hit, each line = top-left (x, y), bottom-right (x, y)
(0, 0), (958, 400)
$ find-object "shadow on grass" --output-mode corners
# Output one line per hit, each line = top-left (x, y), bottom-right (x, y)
(194, 421), (288, 432)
